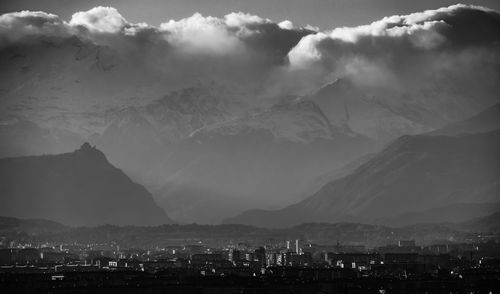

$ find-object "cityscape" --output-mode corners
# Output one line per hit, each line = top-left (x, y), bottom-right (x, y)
(1, 0), (500, 293)
(1, 218), (500, 293)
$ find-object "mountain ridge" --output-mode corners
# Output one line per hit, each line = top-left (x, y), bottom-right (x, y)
(153, 99), (376, 224)
(224, 129), (500, 227)
(0, 143), (173, 227)
(1, 210), (499, 248)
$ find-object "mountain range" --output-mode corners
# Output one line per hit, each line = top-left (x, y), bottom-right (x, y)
(1, 211), (498, 248)
(309, 79), (431, 142)
(1, 27), (500, 225)
(154, 99), (375, 223)
(224, 105), (500, 227)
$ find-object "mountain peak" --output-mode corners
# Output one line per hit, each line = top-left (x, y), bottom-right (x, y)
(75, 142), (107, 162)
(79, 142), (94, 151)
(0, 144), (172, 226)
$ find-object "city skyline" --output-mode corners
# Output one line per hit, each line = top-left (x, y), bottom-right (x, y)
(0, 1), (499, 292)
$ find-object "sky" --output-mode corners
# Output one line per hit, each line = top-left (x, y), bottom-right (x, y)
(1, 0), (500, 29)
(1, 2), (499, 101)
(0, 1), (499, 123)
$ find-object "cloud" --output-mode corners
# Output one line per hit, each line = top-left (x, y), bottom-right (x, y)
(0, 7), (308, 75)
(287, 33), (327, 69)
(0, 4), (499, 115)
(288, 4), (500, 66)
(286, 4), (500, 95)
(224, 12), (269, 29)
(278, 20), (294, 30)
(159, 13), (241, 55)
(69, 6), (127, 34)
(0, 10), (69, 46)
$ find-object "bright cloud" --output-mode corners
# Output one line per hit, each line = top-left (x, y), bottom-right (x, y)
(0, 4), (498, 109)
(160, 13), (240, 55)
(69, 6), (127, 33)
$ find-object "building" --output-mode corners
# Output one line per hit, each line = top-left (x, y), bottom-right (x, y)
(398, 240), (416, 247)
(254, 247), (266, 268)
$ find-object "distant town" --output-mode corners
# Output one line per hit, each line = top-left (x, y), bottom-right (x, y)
(1, 232), (499, 293)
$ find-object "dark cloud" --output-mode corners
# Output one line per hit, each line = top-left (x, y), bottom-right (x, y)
(288, 5), (500, 77)
(0, 4), (499, 112)
(285, 4), (500, 117)
(0, 10), (69, 46)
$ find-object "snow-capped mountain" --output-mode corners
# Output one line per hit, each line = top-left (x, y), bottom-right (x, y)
(153, 99), (375, 223)
(1, 27), (498, 226)
(191, 99), (351, 143)
(224, 106), (500, 228)
(88, 86), (246, 186)
(309, 78), (431, 142)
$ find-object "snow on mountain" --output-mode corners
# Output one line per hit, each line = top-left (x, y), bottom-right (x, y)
(309, 78), (431, 142)
(191, 99), (347, 143)
(153, 99), (375, 224)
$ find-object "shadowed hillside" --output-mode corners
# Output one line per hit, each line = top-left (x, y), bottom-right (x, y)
(0, 143), (172, 226)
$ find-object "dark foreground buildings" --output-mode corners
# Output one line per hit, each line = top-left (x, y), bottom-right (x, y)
(1, 267), (499, 293)
(1, 240), (500, 293)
